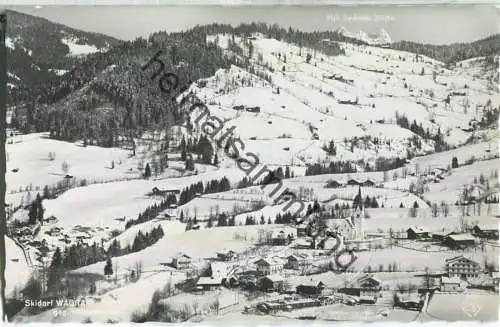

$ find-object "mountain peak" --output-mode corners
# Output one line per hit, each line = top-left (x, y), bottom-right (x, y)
(337, 27), (392, 45)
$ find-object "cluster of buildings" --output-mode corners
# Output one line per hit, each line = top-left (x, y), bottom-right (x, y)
(232, 105), (261, 112)
(326, 178), (377, 188)
(406, 221), (498, 249)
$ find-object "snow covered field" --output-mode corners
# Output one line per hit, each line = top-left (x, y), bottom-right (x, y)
(4, 236), (32, 297)
(5, 28), (500, 324)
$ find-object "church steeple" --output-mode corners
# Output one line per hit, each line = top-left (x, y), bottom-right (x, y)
(353, 186), (363, 216)
(352, 186), (364, 239)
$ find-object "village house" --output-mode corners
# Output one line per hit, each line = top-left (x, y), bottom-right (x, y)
(347, 179), (361, 186)
(286, 254), (312, 270)
(440, 276), (464, 292)
(445, 255), (481, 279)
(172, 253), (192, 270)
(357, 275), (382, 302)
(254, 258), (284, 276)
(196, 276), (223, 291)
(216, 249), (237, 261)
(296, 281), (326, 296)
(443, 234), (476, 249)
(296, 222), (309, 237)
(431, 230), (456, 241)
(293, 238), (313, 249)
(361, 179), (375, 187)
(406, 226), (429, 240)
(151, 187), (180, 196)
(258, 275), (285, 292)
(341, 274), (382, 303)
(271, 230), (294, 245)
(472, 222), (499, 240)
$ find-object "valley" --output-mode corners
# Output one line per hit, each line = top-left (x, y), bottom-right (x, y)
(3, 10), (499, 324)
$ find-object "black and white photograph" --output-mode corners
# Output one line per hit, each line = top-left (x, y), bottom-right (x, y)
(0, 3), (499, 324)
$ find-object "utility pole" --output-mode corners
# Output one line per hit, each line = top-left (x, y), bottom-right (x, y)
(0, 11), (7, 322)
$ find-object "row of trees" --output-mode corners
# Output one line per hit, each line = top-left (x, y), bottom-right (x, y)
(395, 112), (448, 152)
(27, 193), (44, 224)
(305, 161), (357, 176)
(390, 35), (500, 65)
(180, 135), (215, 166)
(125, 194), (177, 229)
(178, 177), (231, 206)
(108, 225), (165, 257)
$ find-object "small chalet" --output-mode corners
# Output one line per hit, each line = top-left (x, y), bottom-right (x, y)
(296, 281), (326, 296)
(406, 226), (429, 240)
(472, 222), (499, 240)
(296, 223), (309, 237)
(361, 179), (375, 187)
(443, 234), (476, 249)
(326, 180), (342, 188)
(172, 253), (192, 269)
(258, 275), (284, 292)
(431, 230), (456, 241)
(254, 258), (284, 276)
(357, 275), (382, 302)
(342, 274), (381, 303)
(445, 255), (481, 279)
(151, 187), (180, 196)
(246, 106), (261, 113)
(271, 230), (294, 246)
(216, 249), (237, 261)
(286, 254), (312, 270)
(196, 277), (223, 291)
(440, 276), (463, 292)
(347, 179), (361, 186)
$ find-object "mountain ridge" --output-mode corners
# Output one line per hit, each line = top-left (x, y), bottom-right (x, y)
(5, 9), (122, 105)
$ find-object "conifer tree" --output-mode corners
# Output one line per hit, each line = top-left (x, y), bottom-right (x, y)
(48, 247), (64, 293)
(144, 163), (152, 178)
(104, 257), (113, 277)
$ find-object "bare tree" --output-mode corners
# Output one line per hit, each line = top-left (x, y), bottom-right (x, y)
(431, 203), (440, 217)
(423, 267), (433, 289)
(383, 170), (389, 182)
(440, 201), (449, 217)
(192, 299), (199, 315)
(61, 161), (70, 175)
(135, 261), (143, 279)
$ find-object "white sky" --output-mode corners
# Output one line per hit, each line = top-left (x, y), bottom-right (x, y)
(4, 5), (500, 44)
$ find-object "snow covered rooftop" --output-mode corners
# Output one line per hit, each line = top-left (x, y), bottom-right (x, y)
(447, 234), (476, 241)
(261, 274), (285, 282)
(197, 276), (223, 285)
(441, 276), (461, 284)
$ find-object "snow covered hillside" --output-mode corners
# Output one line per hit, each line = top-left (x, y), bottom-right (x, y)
(5, 23), (499, 324)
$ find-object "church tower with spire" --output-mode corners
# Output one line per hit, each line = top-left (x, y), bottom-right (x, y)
(353, 186), (365, 240)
